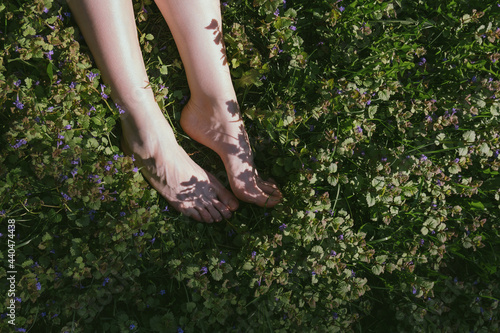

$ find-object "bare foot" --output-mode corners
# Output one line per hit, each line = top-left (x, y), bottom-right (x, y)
(120, 109), (239, 223)
(180, 98), (282, 207)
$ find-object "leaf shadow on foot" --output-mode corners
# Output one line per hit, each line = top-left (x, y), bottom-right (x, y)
(205, 18), (227, 66)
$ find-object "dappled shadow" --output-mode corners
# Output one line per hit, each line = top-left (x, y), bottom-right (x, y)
(226, 100), (240, 117)
(205, 18), (227, 66)
(120, 95), (281, 220)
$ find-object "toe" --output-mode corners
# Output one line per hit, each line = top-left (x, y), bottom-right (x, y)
(195, 206), (214, 223)
(257, 178), (283, 198)
(182, 206), (204, 222)
(208, 173), (239, 211)
(237, 183), (281, 208)
(213, 200), (232, 219)
(205, 203), (223, 222)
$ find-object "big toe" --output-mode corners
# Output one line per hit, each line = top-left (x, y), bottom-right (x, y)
(257, 178), (283, 198)
(235, 183), (281, 208)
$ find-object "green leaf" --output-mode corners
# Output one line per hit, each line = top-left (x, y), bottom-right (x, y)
(448, 164), (461, 174)
(469, 201), (485, 210)
(47, 62), (53, 84)
(421, 226), (428, 236)
(235, 69), (261, 88)
(186, 302), (196, 313)
(372, 264), (384, 275)
(211, 268), (223, 281)
(285, 8), (297, 17)
(368, 105), (378, 118)
(463, 130), (476, 143)
(366, 193), (376, 207)
(490, 103), (500, 116)
(378, 90), (390, 101)
(92, 117), (102, 126)
(242, 262), (253, 270)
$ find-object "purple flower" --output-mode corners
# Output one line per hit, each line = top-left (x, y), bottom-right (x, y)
(420, 154), (428, 161)
(200, 266), (208, 275)
(339, 234), (344, 240)
(102, 277), (110, 286)
(100, 84), (108, 99)
(274, 9), (280, 16)
(339, 6), (345, 12)
(279, 223), (287, 231)
(413, 287), (417, 294)
(11, 139), (27, 149)
(14, 79), (21, 87)
(418, 57), (426, 66)
(65, 124), (72, 130)
(61, 192), (72, 201)
(222, 2), (228, 6)
(71, 168), (78, 177)
(46, 50), (54, 60)
(129, 324), (136, 330)
(356, 126), (363, 133)
(115, 103), (125, 114)
(290, 25), (297, 31)
(87, 72), (98, 81)
(36, 282), (41, 290)
(13, 96), (24, 110)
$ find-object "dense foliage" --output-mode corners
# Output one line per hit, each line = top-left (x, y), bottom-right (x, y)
(1, 0), (499, 331)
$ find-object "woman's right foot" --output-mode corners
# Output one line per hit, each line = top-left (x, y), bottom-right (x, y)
(120, 107), (239, 223)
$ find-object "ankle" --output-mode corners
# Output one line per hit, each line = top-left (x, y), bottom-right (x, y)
(190, 91), (238, 110)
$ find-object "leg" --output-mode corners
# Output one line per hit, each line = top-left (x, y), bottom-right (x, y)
(67, 0), (239, 222)
(154, 0), (282, 207)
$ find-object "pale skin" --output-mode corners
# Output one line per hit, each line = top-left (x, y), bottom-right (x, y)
(66, 0), (282, 223)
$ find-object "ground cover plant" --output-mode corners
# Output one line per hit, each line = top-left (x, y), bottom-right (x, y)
(1, 0), (499, 331)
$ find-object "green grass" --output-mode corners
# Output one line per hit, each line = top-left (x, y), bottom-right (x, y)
(1, 0), (499, 332)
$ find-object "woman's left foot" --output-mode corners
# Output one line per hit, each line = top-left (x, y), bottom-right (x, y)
(180, 97), (282, 207)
